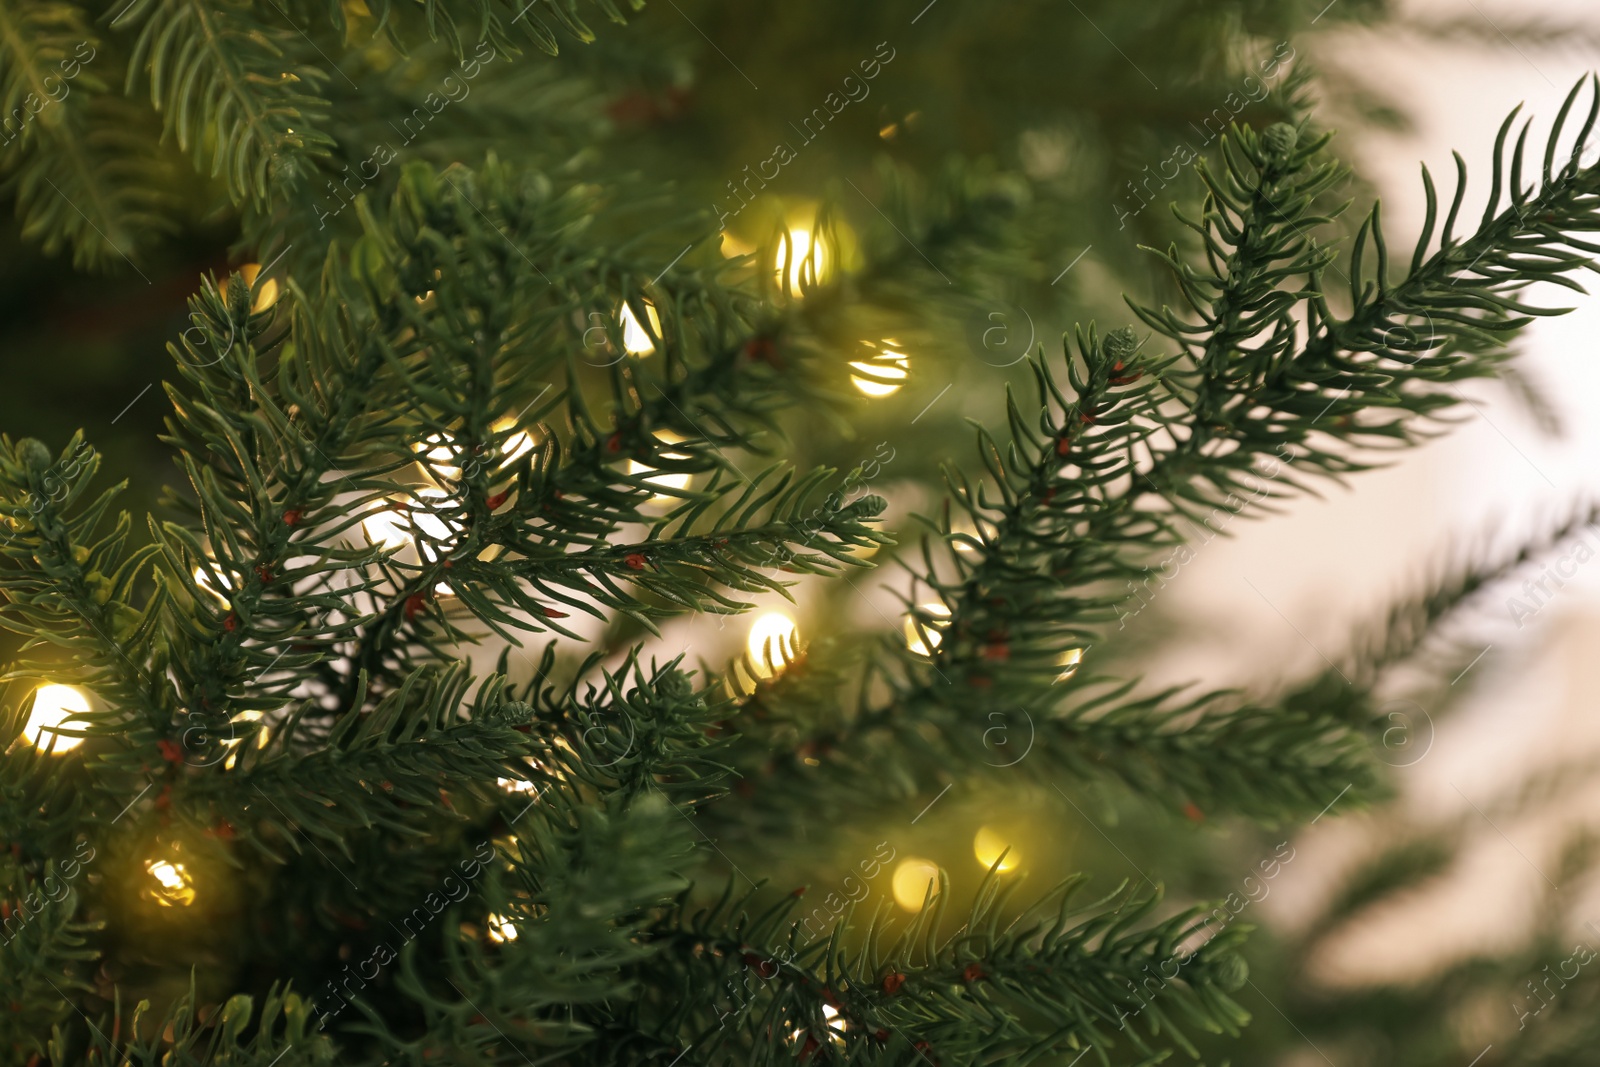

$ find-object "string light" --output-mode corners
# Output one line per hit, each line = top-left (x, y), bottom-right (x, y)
(627, 432), (692, 502)
(1056, 647), (1084, 682)
(363, 491), (460, 551)
(891, 857), (941, 912)
(619, 301), (662, 356)
(236, 263), (281, 312)
(902, 603), (950, 657)
(720, 233), (756, 260)
(951, 515), (998, 555)
(221, 710), (269, 770)
(789, 1003), (848, 1047)
(497, 756), (542, 794)
(193, 564), (232, 604)
(412, 432), (460, 480)
(409, 487), (460, 547)
(361, 506), (411, 551)
(849, 340), (910, 398)
(23, 684), (89, 752)
(746, 611), (799, 678)
(973, 826), (1020, 873)
(775, 226), (831, 294)
(360, 490), (461, 595)
(487, 913), (518, 943)
(145, 858), (196, 907)
(492, 417), (537, 467)
(413, 423), (540, 483)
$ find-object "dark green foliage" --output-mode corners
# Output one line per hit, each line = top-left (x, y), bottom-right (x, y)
(6, 3), (1600, 1064)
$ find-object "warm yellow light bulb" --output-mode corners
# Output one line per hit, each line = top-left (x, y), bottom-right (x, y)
(413, 432), (461, 480)
(627, 432), (693, 502)
(721, 233), (756, 260)
(497, 755), (545, 794)
(746, 611), (799, 678)
(891, 857), (941, 912)
(951, 515), (997, 555)
(790, 1003), (848, 1046)
(1056, 647), (1084, 682)
(410, 487), (459, 545)
(619, 301), (662, 356)
(24, 684), (90, 753)
(775, 226), (830, 294)
(492, 417), (537, 467)
(236, 263), (281, 312)
(973, 826), (1019, 873)
(145, 859), (196, 907)
(902, 603), (951, 657)
(193, 565), (232, 604)
(849, 341), (910, 398)
(487, 913), (518, 943)
(361, 506), (411, 551)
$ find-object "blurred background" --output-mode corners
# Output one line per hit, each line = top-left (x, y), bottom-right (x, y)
(10, 0), (1600, 1061)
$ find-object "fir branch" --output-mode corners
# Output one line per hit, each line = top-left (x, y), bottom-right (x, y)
(641, 874), (1252, 1066)
(319, 0), (640, 61)
(0, 436), (169, 745)
(0, 5), (175, 269)
(112, 0), (338, 202)
(787, 89), (1600, 821)
(0, 881), (97, 1059)
(76, 982), (336, 1066)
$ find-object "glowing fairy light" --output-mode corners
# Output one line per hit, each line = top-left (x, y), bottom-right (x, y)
(789, 1003), (848, 1046)
(497, 755), (544, 794)
(849, 340), (910, 398)
(902, 603), (950, 657)
(619, 301), (662, 356)
(236, 262), (280, 312)
(627, 432), (693, 502)
(24, 684), (90, 752)
(1056, 647), (1084, 682)
(746, 611), (799, 678)
(413, 432), (461, 480)
(973, 826), (1020, 873)
(951, 515), (998, 555)
(359, 491), (460, 595)
(361, 506), (411, 551)
(720, 233), (756, 260)
(363, 491), (460, 551)
(193, 565), (232, 604)
(409, 487), (460, 546)
(891, 857), (941, 912)
(492, 416), (537, 467)
(221, 710), (270, 770)
(145, 858), (196, 907)
(775, 226), (831, 294)
(487, 913), (518, 943)
(415, 425), (538, 482)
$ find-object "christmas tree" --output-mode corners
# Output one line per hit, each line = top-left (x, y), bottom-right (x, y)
(6, 1), (1600, 1063)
